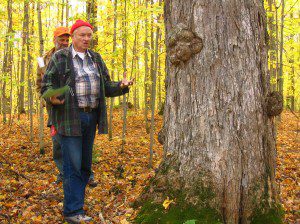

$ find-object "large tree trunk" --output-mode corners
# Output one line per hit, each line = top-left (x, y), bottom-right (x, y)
(135, 1), (283, 224)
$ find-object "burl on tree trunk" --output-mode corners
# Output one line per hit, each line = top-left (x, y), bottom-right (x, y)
(135, 1), (283, 224)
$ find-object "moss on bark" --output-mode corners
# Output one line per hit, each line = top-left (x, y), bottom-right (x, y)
(134, 200), (222, 224)
(250, 203), (284, 224)
(134, 181), (222, 224)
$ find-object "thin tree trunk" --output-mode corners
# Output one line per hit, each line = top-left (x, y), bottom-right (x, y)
(121, 0), (128, 152)
(27, 3), (34, 141)
(9, 54), (15, 125)
(288, 13), (295, 111)
(278, 0), (284, 103)
(275, 4), (279, 90)
(19, 0), (29, 115)
(108, 0), (118, 141)
(66, 0), (69, 26)
(149, 0), (162, 167)
(86, 0), (98, 49)
(2, 0), (13, 124)
(61, 0), (64, 26)
(130, 2), (140, 110)
(267, 0), (277, 91)
(158, 56), (162, 109)
(134, 0), (142, 110)
(144, 0), (150, 133)
(37, 0), (45, 153)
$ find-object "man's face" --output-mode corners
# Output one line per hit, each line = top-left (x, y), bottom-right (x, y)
(71, 26), (93, 52)
(54, 34), (70, 50)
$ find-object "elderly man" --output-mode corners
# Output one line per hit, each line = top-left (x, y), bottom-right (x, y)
(41, 20), (133, 223)
(36, 27), (97, 187)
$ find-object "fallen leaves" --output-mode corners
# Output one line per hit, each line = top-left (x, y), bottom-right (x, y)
(0, 109), (163, 223)
(162, 196), (175, 209)
(276, 112), (300, 223)
(0, 110), (298, 223)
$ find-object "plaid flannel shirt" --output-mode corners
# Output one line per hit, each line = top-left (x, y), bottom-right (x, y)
(41, 46), (129, 136)
(71, 46), (100, 108)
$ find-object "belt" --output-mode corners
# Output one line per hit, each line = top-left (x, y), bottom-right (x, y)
(78, 107), (98, 113)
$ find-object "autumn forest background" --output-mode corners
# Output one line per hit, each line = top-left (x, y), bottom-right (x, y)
(0, 0), (299, 223)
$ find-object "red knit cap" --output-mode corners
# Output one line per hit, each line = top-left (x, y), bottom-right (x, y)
(70, 20), (93, 34)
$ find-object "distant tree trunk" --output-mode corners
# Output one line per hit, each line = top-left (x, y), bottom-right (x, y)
(57, 0), (60, 26)
(267, 0), (277, 91)
(144, 0), (150, 133)
(136, 1), (283, 223)
(65, 0), (69, 26)
(275, 4), (279, 90)
(61, 0), (64, 26)
(121, 0), (128, 152)
(149, 0), (162, 167)
(134, 0), (142, 110)
(108, 0), (118, 141)
(86, 0), (98, 49)
(9, 49), (14, 125)
(278, 0), (284, 104)
(27, 3), (34, 141)
(157, 33), (163, 110)
(289, 63), (295, 111)
(150, 0), (154, 98)
(2, 0), (13, 124)
(37, 0), (45, 153)
(287, 13), (295, 111)
(17, 47), (21, 120)
(135, 55), (140, 109)
(19, 0), (29, 114)
(1, 49), (7, 124)
(130, 1), (140, 110)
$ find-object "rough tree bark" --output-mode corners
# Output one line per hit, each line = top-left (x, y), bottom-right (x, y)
(135, 1), (283, 224)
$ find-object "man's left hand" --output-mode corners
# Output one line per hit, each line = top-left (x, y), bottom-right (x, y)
(120, 72), (134, 89)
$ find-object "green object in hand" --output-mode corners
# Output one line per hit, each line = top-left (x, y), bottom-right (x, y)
(42, 86), (69, 98)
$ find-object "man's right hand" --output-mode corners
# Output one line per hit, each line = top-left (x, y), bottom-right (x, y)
(50, 95), (65, 105)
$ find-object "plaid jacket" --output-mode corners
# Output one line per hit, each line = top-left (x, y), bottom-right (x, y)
(41, 46), (128, 136)
(36, 47), (56, 127)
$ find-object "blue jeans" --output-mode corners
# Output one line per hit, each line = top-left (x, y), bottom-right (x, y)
(60, 111), (97, 217)
(52, 134), (95, 181)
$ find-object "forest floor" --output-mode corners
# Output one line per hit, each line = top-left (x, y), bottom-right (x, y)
(0, 110), (299, 223)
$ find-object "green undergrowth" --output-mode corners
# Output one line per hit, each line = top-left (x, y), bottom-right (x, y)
(250, 203), (284, 224)
(134, 200), (222, 224)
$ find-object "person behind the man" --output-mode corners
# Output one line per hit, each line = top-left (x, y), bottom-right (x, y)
(36, 27), (70, 184)
(36, 27), (98, 187)
(41, 20), (134, 223)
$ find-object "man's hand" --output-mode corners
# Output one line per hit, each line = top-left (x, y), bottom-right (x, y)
(120, 72), (134, 89)
(50, 95), (65, 105)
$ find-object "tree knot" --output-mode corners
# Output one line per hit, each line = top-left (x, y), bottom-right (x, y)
(167, 23), (203, 65)
(266, 91), (283, 117)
